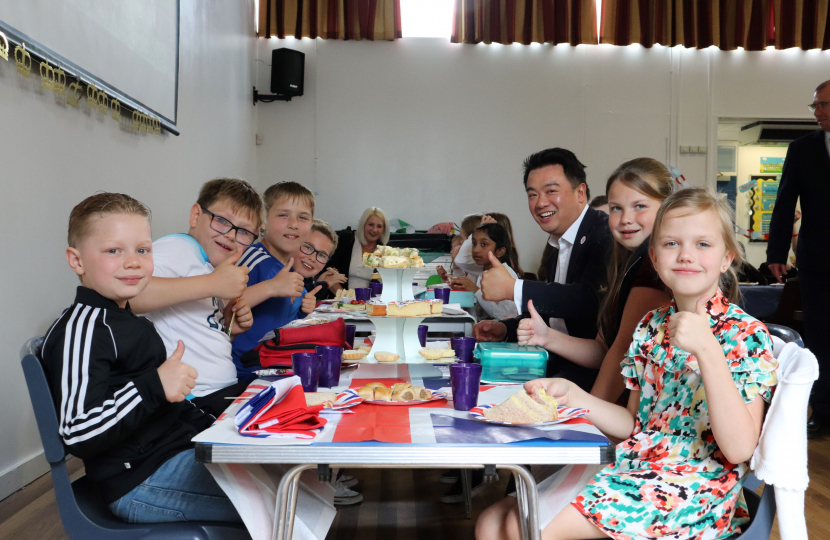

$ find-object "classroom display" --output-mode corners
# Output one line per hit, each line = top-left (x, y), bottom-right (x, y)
(747, 175), (780, 242)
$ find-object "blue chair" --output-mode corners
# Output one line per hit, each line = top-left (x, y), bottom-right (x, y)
(765, 323), (804, 347)
(21, 340), (251, 540)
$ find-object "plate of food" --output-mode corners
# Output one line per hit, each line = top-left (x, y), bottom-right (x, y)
(469, 389), (588, 426)
(356, 382), (446, 405)
(305, 390), (363, 411)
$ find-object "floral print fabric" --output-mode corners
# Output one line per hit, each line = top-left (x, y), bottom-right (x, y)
(572, 289), (777, 540)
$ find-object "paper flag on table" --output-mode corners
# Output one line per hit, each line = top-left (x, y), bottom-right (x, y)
(235, 376), (327, 439)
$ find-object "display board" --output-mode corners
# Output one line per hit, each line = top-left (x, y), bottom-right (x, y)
(0, 0), (179, 125)
(747, 175), (780, 242)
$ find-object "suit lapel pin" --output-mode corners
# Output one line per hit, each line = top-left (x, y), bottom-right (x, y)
(580, 236), (586, 244)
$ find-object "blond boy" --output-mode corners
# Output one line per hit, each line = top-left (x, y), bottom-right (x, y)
(41, 193), (241, 523)
(232, 182), (313, 381)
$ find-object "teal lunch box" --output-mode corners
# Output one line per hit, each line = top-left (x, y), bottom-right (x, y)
(418, 290), (476, 308)
(473, 343), (549, 383)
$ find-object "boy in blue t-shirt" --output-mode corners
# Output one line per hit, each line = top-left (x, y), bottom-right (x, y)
(232, 182), (313, 381)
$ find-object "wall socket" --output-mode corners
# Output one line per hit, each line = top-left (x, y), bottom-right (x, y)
(256, 133), (263, 145)
(679, 145), (707, 154)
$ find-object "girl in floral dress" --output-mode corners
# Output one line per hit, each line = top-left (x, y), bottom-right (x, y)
(477, 188), (778, 540)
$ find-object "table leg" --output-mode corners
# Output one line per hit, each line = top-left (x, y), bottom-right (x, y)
(272, 464), (315, 540)
(461, 469), (472, 520)
(285, 464), (311, 540)
(500, 465), (540, 540)
(514, 471), (529, 540)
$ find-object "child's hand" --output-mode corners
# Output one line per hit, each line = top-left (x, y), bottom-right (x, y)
(480, 215), (497, 226)
(301, 286), (322, 314)
(668, 296), (717, 357)
(449, 276), (478, 292)
(211, 249), (250, 300)
(271, 258), (305, 300)
(473, 320), (507, 342)
(525, 378), (571, 407)
(516, 300), (550, 347)
(436, 265), (450, 283)
(157, 341), (198, 402)
(479, 252), (516, 301)
(225, 298), (253, 337)
(320, 269), (347, 289)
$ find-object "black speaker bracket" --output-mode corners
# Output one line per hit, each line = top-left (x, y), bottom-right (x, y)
(253, 87), (292, 105)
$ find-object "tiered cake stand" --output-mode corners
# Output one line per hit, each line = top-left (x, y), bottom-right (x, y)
(365, 267), (432, 364)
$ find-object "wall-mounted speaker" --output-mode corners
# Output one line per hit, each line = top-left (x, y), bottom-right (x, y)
(271, 48), (304, 97)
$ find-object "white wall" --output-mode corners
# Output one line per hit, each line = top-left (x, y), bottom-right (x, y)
(255, 39), (827, 274)
(0, 0), (258, 500)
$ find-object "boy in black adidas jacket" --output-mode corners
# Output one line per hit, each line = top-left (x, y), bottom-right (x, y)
(40, 193), (242, 525)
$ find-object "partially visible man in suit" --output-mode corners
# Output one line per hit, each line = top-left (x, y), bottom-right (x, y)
(475, 148), (613, 390)
(767, 80), (830, 439)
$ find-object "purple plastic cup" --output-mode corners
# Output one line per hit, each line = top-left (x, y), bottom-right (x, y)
(451, 336), (476, 363)
(355, 288), (371, 302)
(370, 282), (383, 297)
(345, 324), (356, 349)
(450, 362), (482, 411)
(292, 352), (321, 392)
(418, 325), (428, 347)
(433, 287), (451, 303)
(316, 345), (344, 388)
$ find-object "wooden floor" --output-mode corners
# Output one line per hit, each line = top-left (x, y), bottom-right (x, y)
(1, 437), (829, 540)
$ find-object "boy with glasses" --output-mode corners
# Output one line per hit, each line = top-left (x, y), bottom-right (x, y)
(130, 178), (263, 414)
(293, 220), (346, 310)
(232, 182), (314, 384)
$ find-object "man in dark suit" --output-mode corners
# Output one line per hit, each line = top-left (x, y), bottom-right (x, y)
(475, 148), (613, 390)
(767, 80), (830, 438)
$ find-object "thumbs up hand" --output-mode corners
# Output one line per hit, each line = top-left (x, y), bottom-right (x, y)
(301, 285), (323, 315)
(270, 258), (305, 300)
(211, 249), (249, 300)
(157, 341), (198, 402)
(516, 300), (552, 347)
(667, 295), (717, 357)
(479, 251), (516, 302)
(224, 298), (253, 338)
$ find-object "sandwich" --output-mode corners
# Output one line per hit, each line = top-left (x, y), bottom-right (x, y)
(482, 389), (559, 423)
(305, 392), (337, 408)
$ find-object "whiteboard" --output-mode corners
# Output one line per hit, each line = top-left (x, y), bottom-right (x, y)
(0, 0), (179, 122)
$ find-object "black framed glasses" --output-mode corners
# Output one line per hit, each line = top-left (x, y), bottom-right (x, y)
(299, 242), (331, 264)
(200, 205), (258, 246)
(808, 101), (830, 112)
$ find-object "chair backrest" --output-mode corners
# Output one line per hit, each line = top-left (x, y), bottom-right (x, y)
(737, 484), (776, 540)
(425, 275), (444, 287)
(765, 323), (804, 348)
(21, 354), (67, 465)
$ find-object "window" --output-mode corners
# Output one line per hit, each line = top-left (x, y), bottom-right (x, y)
(401, 0), (454, 38)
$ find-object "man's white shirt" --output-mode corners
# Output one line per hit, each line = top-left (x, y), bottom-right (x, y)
(512, 204), (589, 335)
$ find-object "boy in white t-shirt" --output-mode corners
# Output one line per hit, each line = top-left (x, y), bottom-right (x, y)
(131, 178), (263, 413)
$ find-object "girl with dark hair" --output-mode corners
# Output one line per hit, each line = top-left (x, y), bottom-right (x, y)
(450, 223), (519, 319)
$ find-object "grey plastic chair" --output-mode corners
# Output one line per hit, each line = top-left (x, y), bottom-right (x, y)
(21, 344), (251, 540)
(765, 323), (804, 347)
(736, 483), (776, 540)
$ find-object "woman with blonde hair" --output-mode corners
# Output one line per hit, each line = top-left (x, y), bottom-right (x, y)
(327, 207), (391, 289)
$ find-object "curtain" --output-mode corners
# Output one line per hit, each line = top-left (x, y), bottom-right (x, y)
(258, 0), (402, 40)
(451, 0), (599, 45)
(773, 0), (830, 50)
(600, 0), (775, 50)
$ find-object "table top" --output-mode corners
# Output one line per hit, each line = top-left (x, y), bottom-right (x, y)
(194, 369), (615, 467)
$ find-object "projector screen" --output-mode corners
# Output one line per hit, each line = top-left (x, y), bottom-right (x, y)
(0, 0), (179, 123)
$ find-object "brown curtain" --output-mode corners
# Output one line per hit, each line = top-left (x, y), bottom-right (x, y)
(258, 0), (402, 40)
(773, 0), (830, 50)
(600, 0), (775, 50)
(451, 0), (599, 45)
